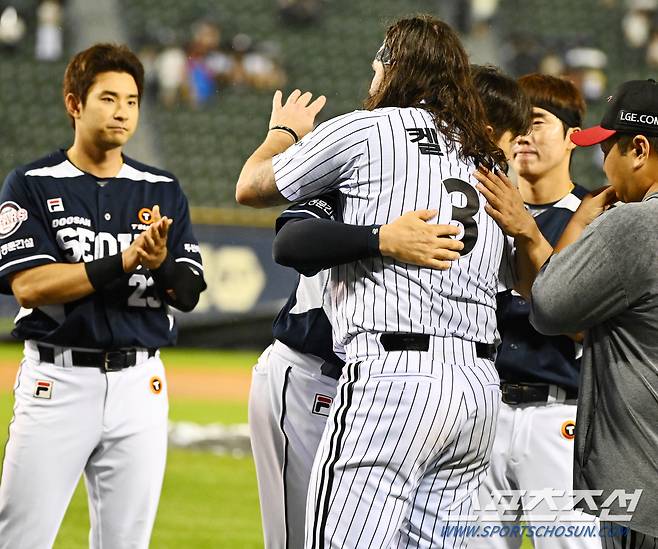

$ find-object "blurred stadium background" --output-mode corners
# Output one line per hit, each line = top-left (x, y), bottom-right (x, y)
(0, 0), (653, 546)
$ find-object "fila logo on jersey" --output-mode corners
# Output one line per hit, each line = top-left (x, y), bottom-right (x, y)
(150, 376), (163, 395)
(34, 380), (53, 399)
(561, 420), (576, 440)
(47, 197), (65, 212)
(138, 208), (154, 225)
(312, 394), (333, 417)
(0, 201), (28, 239)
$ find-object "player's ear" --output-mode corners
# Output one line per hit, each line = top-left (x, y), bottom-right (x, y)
(565, 126), (580, 152)
(65, 93), (82, 120)
(631, 134), (650, 169)
(485, 124), (494, 137)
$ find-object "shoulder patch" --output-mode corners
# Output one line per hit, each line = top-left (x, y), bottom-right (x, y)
(0, 201), (28, 239)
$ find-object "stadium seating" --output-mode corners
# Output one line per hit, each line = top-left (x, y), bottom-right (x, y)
(1, 0), (650, 204)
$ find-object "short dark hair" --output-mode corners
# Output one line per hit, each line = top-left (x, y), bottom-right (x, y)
(472, 65), (531, 141)
(518, 73), (586, 135)
(603, 133), (658, 157)
(63, 43), (144, 127)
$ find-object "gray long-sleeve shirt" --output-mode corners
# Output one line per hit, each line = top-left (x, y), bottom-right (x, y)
(530, 193), (658, 537)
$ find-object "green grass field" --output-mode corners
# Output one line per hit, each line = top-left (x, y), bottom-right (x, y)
(0, 343), (264, 548)
(0, 343), (534, 548)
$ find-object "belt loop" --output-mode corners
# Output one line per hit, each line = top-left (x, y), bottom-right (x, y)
(59, 347), (73, 368)
(547, 385), (557, 404)
(555, 386), (567, 403)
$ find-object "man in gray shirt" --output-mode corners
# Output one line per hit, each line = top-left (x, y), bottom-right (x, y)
(530, 79), (658, 547)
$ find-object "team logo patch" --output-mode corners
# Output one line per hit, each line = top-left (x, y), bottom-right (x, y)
(150, 376), (163, 395)
(561, 420), (576, 440)
(47, 197), (64, 213)
(312, 393), (333, 417)
(34, 379), (53, 399)
(0, 201), (28, 239)
(138, 208), (154, 225)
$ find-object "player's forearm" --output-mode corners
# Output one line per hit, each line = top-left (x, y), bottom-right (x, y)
(513, 225), (553, 299)
(9, 263), (95, 308)
(236, 132), (292, 208)
(9, 247), (141, 308)
(273, 218), (380, 276)
(150, 254), (207, 312)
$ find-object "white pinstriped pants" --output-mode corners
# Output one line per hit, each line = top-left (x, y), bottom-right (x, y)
(305, 339), (501, 549)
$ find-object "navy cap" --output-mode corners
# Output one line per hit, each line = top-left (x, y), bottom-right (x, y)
(571, 79), (658, 146)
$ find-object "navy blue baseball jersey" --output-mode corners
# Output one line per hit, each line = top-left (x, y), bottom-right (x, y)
(495, 184), (589, 391)
(0, 150), (204, 349)
(272, 193), (345, 368)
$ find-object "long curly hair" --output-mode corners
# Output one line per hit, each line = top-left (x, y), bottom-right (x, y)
(364, 15), (505, 168)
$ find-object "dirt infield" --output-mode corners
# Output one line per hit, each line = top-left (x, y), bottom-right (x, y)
(0, 360), (252, 401)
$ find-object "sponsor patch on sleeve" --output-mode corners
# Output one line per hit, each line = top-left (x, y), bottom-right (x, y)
(0, 201), (28, 239)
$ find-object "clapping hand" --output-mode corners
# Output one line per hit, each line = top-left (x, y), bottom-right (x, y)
(136, 205), (172, 270)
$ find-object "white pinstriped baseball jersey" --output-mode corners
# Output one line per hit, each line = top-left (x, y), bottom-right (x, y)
(274, 107), (510, 360)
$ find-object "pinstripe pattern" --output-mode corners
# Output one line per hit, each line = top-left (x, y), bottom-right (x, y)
(274, 107), (509, 362)
(601, 523), (658, 549)
(279, 366), (293, 549)
(275, 107), (506, 548)
(305, 344), (500, 549)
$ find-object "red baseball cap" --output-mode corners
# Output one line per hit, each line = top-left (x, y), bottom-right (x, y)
(571, 79), (658, 147)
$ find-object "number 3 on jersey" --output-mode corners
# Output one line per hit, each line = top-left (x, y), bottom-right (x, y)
(128, 273), (162, 308)
(444, 178), (479, 256)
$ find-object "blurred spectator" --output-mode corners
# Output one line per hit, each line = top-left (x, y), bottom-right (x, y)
(646, 27), (658, 66)
(538, 52), (565, 75)
(135, 17), (288, 108)
(564, 47), (608, 101)
(622, 1), (656, 48)
(0, 5), (26, 52)
(186, 19), (236, 106)
(156, 43), (187, 107)
(231, 34), (287, 90)
(35, 0), (63, 61)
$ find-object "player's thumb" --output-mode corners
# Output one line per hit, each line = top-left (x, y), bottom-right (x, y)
(601, 185), (619, 205)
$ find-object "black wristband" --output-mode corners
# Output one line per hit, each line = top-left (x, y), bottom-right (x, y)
(366, 225), (381, 256)
(269, 125), (299, 143)
(84, 254), (124, 290)
(150, 252), (177, 288)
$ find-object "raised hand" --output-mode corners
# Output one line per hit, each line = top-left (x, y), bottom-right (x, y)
(379, 209), (464, 270)
(269, 89), (327, 141)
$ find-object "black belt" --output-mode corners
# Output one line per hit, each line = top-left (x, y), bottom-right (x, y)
(38, 345), (157, 372)
(501, 382), (578, 405)
(379, 333), (497, 361)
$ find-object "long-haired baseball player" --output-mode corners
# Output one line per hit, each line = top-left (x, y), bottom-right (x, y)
(251, 201), (465, 549)
(0, 44), (205, 548)
(248, 63), (534, 549)
(236, 15), (551, 547)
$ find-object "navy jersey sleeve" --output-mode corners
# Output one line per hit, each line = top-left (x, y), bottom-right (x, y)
(275, 193), (340, 233)
(0, 170), (59, 293)
(166, 180), (205, 279)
